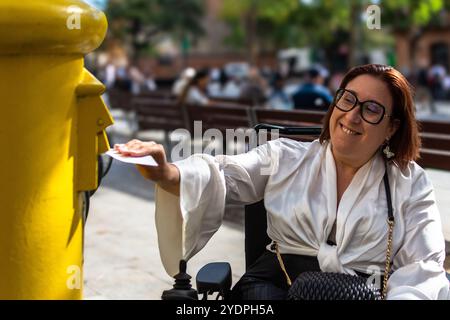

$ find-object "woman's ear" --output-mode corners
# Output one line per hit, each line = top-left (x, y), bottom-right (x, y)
(387, 119), (400, 139)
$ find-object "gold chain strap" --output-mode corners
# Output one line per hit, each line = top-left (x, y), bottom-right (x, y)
(381, 218), (395, 300)
(271, 241), (292, 286)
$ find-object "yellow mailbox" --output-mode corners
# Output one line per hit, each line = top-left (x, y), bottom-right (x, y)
(0, 0), (113, 299)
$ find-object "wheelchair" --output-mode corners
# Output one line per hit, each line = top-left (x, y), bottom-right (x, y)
(162, 124), (322, 300)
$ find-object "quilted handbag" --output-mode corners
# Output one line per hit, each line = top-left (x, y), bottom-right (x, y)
(287, 271), (382, 300)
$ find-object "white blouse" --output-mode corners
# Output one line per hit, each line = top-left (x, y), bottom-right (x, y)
(155, 138), (450, 300)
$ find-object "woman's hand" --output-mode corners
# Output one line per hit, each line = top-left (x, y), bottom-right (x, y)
(114, 140), (180, 196)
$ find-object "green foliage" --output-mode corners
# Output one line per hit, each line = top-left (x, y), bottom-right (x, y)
(381, 0), (444, 31)
(106, 0), (205, 56)
(220, 0), (446, 50)
(221, 0), (353, 50)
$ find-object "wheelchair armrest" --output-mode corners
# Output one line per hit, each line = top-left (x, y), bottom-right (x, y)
(196, 262), (232, 296)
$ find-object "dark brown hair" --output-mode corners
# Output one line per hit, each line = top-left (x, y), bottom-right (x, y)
(319, 64), (421, 170)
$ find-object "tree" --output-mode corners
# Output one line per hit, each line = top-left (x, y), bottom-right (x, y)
(106, 0), (205, 59)
(221, 0), (301, 62)
(220, 0), (446, 68)
(380, 0), (446, 67)
(220, 0), (351, 63)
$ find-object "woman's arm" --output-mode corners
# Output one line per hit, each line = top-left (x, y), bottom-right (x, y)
(115, 140), (180, 196)
(387, 169), (449, 300)
(116, 138), (284, 276)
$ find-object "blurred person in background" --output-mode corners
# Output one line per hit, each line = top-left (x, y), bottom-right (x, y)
(172, 67), (196, 97)
(266, 72), (293, 110)
(429, 63), (447, 101)
(114, 64), (132, 92)
(177, 68), (211, 106)
(104, 61), (117, 90)
(329, 72), (345, 95)
(222, 75), (242, 99)
(240, 65), (269, 106)
(129, 65), (146, 95)
(143, 70), (157, 93)
(414, 60), (436, 113)
(292, 66), (333, 111)
(208, 68), (229, 99)
(443, 74), (450, 100)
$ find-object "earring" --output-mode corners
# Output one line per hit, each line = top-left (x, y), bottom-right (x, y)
(383, 140), (395, 159)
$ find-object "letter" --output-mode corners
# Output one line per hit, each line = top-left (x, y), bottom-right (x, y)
(203, 128), (223, 156)
(170, 129), (192, 161)
(203, 307), (210, 318)
(66, 265), (81, 289)
(266, 305), (274, 315)
(197, 306), (207, 315)
(186, 306), (192, 315)
(366, 4), (381, 30)
(176, 307), (182, 315)
(193, 121), (203, 155)
(225, 128), (257, 156)
(235, 305), (243, 314)
(260, 129), (280, 176)
(67, 5), (81, 30)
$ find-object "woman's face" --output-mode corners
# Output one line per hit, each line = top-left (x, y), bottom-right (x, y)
(198, 76), (210, 90)
(329, 74), (398, 167)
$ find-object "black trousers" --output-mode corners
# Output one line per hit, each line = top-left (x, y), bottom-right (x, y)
(231, 250), (321, 300)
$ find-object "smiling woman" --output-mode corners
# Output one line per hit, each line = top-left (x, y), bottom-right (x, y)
(117, 64), (449, 300)
(320, 64), (420, 171)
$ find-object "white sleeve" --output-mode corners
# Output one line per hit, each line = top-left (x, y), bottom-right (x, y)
(155, 140), (282, 276)
(387, 169), (449, 300)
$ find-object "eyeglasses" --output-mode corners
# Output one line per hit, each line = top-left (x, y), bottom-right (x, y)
(334, 89), (393, 125)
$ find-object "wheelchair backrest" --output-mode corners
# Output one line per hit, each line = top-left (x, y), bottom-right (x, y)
(244, 200), (270, 269)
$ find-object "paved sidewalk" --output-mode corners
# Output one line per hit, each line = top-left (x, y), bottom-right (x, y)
(84, 185), (245, 300)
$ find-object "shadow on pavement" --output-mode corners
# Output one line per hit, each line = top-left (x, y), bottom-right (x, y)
(101, 159), (156, 201)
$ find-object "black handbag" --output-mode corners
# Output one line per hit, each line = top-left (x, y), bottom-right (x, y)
(275, 162), (395, 300)
(287, 271), (382, 300)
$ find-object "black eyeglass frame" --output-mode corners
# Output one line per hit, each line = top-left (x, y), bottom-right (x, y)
(334, 88), (393, 125)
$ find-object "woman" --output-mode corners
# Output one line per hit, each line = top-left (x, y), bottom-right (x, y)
(115, 64), (449, 300)
(177, 68), (211, 106)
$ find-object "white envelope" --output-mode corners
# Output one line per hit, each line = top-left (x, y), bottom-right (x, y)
(106, 149), (158, 166)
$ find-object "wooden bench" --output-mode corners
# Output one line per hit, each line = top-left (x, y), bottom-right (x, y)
(210, 96), (255, 107)
(418, 120), (450, 171)
(184, 104), (254, 155)
(185, 104), (253, 134)
(132, 96), (187, 145)
(138, 90), (176, 100)
(107, 88), (133, 111)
